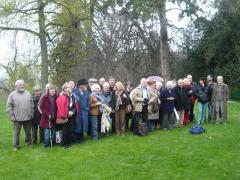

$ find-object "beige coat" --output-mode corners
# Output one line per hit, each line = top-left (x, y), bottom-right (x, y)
(130, 86), (144, 112)
(148, 89), (159, 120)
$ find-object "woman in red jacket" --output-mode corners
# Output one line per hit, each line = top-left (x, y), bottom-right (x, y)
(56, 82), (79, 149)
(40, 85), (57, 148)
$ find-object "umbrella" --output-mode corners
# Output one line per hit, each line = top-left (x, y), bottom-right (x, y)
(147, 76), (164, 82)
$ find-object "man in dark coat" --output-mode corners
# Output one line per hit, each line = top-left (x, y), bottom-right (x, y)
(73, 79), (90, 143)
(174, 79), (187, 127)
(207, 74), (215, 122)
(187, 74), (197, 122)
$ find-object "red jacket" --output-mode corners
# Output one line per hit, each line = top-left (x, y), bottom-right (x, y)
(56, 92), (79, 119)
(40, 94), (57, 128)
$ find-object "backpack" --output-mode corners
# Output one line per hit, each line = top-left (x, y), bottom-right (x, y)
(134, 122), (149, 136)
(189, 125), (205, 135)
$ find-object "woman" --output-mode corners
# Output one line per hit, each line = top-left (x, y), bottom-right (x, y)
(100, 82), (112, 135)
(110, 82), (131, 136)
(160, 81), (176, 130)
(125, 81), (133, 130)
(147, 82), (159, 131)
(89, 84), (102, 140)
(40, 85), (57, 147)
(183, 78), (192, 125)
(32, 85), (42, 144)
(56, 82), (78, 149)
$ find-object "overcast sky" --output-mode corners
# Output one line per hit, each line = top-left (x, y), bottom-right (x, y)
(0, 1), (216, 77)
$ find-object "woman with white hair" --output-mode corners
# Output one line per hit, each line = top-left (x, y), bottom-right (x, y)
(212, 76), (229, 124)
(89, 84), (102, 140)
(160, 81), (176, 130)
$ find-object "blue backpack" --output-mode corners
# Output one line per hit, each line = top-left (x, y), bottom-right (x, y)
(189, 125), (205, 135)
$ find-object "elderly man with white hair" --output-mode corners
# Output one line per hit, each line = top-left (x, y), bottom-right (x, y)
(212, 76), (229, 124)
(187, 74), (197, 121)
(6, 80), (33, 151)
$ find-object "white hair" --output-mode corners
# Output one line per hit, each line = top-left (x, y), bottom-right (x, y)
(91, 84), (101, 92)
(178, 79), (183, 84)
(166, 81), (174, 89)
(156, 81), (162, 87)
(62, 82), (70, 91)
(217, 76), (223, 81)
(15, 80), (24, 86)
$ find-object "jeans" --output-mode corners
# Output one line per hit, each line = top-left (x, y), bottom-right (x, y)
(208, 102), (212, 122)
(44, 128), (55, 147)
(197, 102), (208, 124)
(90, 116), (98, 140)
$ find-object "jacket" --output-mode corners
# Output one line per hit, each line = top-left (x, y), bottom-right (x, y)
(39, 94), (57, 128)
(90, 95), (100, 116)
(195, 84), (210, 103)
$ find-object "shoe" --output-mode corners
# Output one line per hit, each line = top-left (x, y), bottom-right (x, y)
(13, 147), (18, 152)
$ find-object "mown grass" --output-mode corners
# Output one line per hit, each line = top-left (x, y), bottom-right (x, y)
(0, 99), (239, 180)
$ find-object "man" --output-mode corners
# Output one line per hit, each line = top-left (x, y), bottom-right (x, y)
(87, 78), (98, 94)
(195, 77), (211, 125)
(207, 74), (215, 122)
(99, 77), (106, 90)
(73, 79), (90, 143)
(6, 80), (33, 151)
(32, 85), (42, 144)
(174, 79), (186, 128)
(109, 76), (116, 92)
(130, 78), (149, 133)
(212, 76), (229, 124)
(187, 74), (197, 121)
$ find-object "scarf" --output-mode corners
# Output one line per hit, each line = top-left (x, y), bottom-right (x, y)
(115, 91), (123, 111)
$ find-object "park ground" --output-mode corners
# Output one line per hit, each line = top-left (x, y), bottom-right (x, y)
(0, 99), (239, 180)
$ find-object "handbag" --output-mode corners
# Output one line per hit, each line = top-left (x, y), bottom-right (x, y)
(56, 117), (68, 124)
(126, 104), (132, 113)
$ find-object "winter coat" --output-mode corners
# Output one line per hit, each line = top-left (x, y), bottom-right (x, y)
(160, 88), (176, 113)
(148, 89), (159, 120)
(39, 94), (57, 128)
(195, 84), (211, 103)
(90, 95), (101, 116)
(183, 85), (192, 111)
(130, 85), (145, 112)
(73, 88), (90, 133)
(32, 95), (41, 125)
(56, 92), (79, 119)
(212, 83), (229, 121)
(174, 86), (187, 111)
(109, 90), (131, 111)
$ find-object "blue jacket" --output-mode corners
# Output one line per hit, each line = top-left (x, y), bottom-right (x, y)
(73, 88), (90, 133)
(160, 89), (176, 113)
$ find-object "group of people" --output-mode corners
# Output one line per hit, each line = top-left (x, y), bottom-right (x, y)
(6, 74), (229, 151)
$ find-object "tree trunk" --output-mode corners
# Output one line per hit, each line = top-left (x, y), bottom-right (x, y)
(159, 2), (171, 81)
(38, 0), (48, 88)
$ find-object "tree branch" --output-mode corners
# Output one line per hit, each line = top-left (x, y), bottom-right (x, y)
(0, 26), (39, 36)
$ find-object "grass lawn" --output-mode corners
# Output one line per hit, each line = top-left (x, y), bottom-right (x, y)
(0, 99), (240, 180)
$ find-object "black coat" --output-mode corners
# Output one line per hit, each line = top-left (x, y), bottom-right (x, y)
(174, 86), (187, 111)
(110, 90), (131, 111)
(32, 95), (41, 124)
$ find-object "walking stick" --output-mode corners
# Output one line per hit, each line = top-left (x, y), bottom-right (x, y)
(49, 116), (53, 148)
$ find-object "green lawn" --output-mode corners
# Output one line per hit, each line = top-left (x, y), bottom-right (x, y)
(0, 99), (240, 180)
